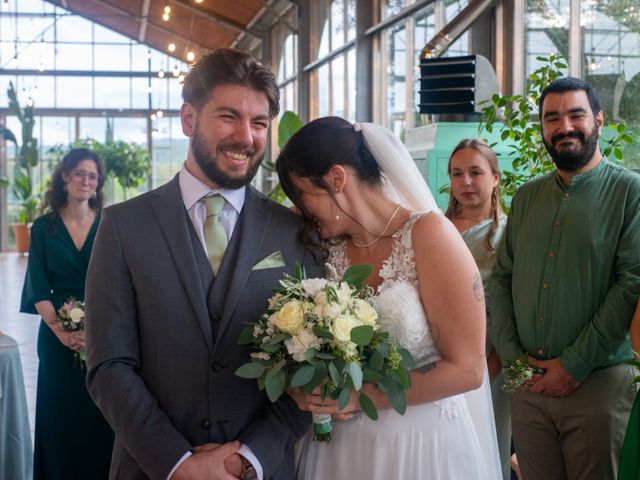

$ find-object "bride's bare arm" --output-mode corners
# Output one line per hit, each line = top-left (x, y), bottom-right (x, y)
(398, 212), (486, 406)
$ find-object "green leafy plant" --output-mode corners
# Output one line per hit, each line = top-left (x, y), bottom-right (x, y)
(1, 81), (40, 224)
(261, 111), (304, 204)
(478, 54), (634, 201)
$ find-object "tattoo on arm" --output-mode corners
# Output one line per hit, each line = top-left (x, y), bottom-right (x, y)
(416, 361), (438, 374)
(473, 273), (485, 303)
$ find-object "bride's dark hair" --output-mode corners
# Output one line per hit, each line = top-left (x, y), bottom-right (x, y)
(277, 116), (382, 208)
(276, 116), (384, 251)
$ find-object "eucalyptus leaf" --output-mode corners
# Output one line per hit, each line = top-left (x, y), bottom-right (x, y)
(341, 264), (373, 287)
(328, 361), (340, 385)
(304, 362), (327, 394)
(313, 326), (334, 339)
(260, 342), (281, 354)
(347, 362), (363, 390)
(350, 325), (374, 346)
(338, 388), (351, 410)
(235, 362), (266, 379)
(269, 332), (288, 344)
(369, 351), (384, 371)
(386, 380), (407, 415)
(359, 393), (379, 420)
(290, 364), (317, 388)
(265, 369), (286, 402)
(362, 367), (384, 383)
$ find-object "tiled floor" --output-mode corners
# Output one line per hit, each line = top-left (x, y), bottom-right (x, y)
(0, 253), (39, 439)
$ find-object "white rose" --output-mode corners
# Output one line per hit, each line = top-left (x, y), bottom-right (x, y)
(353, 299), (377, 327)
(301, 278), (328, 298)
(330, 314), (362, 343)
(314, 291), (344, 319)
(69, 307), (85, 324)
(271, 300), (305, 335)
(285, 328), (321, 362)
(336, 282), (355, 305)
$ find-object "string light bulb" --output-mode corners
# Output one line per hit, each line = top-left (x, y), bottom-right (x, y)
(164, 5), (171, 13)
(178, 73), (186, 83)
(195, 0), (203, 3)
(2, 0), (9, 10)
(162, 12), (170, 21)
(168, 43), (176, 52)
(186, 51), (195, 62)
(156, 110), (164, 118)
(158, 69), (165, 78)
(172, 66), (180, 77)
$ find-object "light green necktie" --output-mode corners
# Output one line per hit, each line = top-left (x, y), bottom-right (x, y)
(202, 195), (227, 273)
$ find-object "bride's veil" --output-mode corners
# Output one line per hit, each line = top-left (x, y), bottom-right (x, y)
(356, 121), (503, 478)
(354, 122), (439, 213)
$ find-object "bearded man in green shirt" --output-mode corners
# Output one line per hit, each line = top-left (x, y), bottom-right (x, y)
(490, 77), (640, 480)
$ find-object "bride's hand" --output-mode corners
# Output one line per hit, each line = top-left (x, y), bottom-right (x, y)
(287, 386), (372, 420)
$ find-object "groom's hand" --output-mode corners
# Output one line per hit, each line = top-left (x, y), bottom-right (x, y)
(171, 441), (240, 480)
(192, 443), (243, 477)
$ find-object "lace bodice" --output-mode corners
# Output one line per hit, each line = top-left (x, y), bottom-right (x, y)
(328, 212), (442, 368)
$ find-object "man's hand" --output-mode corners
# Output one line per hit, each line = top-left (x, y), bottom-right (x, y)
(191, 443), (243, 477)
(527, 357), (579, 397)
(171, 441), (240, 480)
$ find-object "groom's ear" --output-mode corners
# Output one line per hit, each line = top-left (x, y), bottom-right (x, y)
(325, 165), (348, 193)
(180, 103), (196, 137)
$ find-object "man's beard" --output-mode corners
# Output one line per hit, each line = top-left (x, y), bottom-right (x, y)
(543, 124), (599, 172)
(192, 126), (263, 189)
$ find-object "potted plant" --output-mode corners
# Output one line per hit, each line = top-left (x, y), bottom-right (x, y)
(1, 81), (39, 253)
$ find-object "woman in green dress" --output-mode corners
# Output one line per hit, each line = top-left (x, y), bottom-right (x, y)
(20, 148), (114, 479)
(445, 139), (510, 480)
(618, 301), (640, 480)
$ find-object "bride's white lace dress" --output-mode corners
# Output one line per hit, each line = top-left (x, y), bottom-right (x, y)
(296, 212), (502, 479)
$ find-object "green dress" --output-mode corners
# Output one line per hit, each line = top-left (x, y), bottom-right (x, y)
(20, 212), (114, 480)
(619, 390), (640, 479)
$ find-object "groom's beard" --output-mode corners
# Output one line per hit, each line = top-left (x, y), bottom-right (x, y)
(192, 124), (263, 189)
(543, 124), (599, 172)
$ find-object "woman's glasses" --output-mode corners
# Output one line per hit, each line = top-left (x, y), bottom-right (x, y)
(72, 170), (100, 183)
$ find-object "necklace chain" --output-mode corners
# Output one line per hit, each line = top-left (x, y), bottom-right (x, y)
(351, 204), (402, 249)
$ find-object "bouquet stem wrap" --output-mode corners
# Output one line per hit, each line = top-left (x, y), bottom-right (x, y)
(312, 413), (332, 442)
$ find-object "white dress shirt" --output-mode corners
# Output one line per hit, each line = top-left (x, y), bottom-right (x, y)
(168, 164), (263, 480)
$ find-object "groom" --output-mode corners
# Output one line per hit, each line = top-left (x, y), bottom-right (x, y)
(85, 48), (322, 480)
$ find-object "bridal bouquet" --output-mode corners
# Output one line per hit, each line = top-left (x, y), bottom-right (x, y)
(235, 264), (416, 442)
(57, 297), (86, 368)
(502, 354), (545, 393)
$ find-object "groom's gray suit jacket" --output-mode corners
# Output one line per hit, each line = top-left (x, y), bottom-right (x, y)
(85, 175), (322, 480)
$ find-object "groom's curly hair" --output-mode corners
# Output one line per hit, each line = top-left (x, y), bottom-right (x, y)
(182, 48), (279, 118)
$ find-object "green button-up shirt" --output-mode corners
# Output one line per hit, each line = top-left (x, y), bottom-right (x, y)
(489, 159), (640, 382)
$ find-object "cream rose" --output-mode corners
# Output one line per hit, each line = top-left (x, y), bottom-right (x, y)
(69, 307), (85, 324)
(272, 300), (305, 335)
(330, 314), (362, 343)
(285, 328), (321, 362)
(353, 299), (377, 327)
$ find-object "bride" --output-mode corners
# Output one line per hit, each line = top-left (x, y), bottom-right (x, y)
(276, 116), (502, 479)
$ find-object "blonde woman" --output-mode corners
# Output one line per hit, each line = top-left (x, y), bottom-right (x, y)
(446, 139), (510, 480)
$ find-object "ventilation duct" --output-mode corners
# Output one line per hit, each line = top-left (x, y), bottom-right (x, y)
(418, 54), (499, 114)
